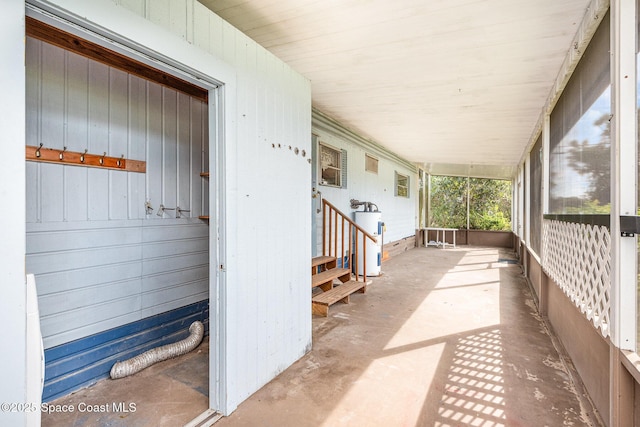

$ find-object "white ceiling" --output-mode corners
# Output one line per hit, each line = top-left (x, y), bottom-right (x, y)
(200, 0), (591, 179)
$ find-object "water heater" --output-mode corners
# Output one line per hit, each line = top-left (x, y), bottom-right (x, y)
(354, 211), (382, 277)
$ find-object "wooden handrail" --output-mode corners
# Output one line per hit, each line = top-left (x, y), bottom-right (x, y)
(322, 199), (377, 283)
(322, 199), (377, 241)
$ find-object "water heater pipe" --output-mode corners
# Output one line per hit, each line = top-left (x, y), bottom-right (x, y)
(110, 321), (204, 379)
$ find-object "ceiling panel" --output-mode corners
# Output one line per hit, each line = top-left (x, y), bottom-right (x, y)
(200, 0), (591, 179)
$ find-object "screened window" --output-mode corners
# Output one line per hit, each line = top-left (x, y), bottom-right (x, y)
(549, 12), (610, 214)
(365, 154), (378, 174)
(395, 172), (409, 198)
(430, 175), (467, 228)
(529, 135), (543, 255)
(319, 143), (343, 187)
(429, 175), (511, 230)
(468, 178), (512, 231)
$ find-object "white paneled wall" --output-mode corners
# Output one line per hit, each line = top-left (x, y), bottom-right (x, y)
(36, 0), (312, 414)
(25, 37), (207, 222)
(25, 36), (210, 348)
(1, 2), (27, 424)
(312, 112), (418, 250)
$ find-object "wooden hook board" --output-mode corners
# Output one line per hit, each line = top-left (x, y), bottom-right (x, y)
(26, 145), (146, 173)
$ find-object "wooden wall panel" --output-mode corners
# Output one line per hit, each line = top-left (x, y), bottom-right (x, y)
(40, 163), (64, 222)
(191, 99), (204, 214)
(177, 93), (192, 214)
(26, 218), (210, 348)
(25, 163), (40, 223)
(65, 167), (89, 222)
(128, 76), (148, 219)
(162, 88), (178, 208)
(108, 68), (129, 220)
(65, 52), (89, 153)
(87, 169), (109, 221)
(37, 262), (142, 301)
(146, 83), (163, 212)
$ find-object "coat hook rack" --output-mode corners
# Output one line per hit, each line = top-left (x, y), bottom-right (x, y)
(25, 145), (146, 173)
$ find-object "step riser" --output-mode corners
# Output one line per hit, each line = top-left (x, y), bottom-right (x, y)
(311, 280), (366, 317)
(312, 268), (351, 288)
(311, 256), (367, 317)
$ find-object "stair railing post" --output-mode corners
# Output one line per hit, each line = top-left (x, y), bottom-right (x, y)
(333, 210), (338, 258)
(362, 232), (367, 283)
(348, 223), (353, 278)
(322, 200), (327, 256)
(328, 205), (333, 258)
(340, 217), (345, 269)
(355, 230), (359, 282)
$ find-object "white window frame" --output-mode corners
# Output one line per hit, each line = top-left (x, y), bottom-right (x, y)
(365, 153), (378, 174)
(395, 171), (409, 198)
(319, 142), (343, 187)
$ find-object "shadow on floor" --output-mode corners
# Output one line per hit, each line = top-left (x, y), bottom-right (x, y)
(215, 246), (602, 427)
(42, 246), (602, 427)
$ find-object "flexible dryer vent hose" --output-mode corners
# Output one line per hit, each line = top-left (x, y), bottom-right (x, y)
(110, 321), (204, 379)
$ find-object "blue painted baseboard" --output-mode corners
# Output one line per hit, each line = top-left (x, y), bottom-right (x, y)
(43, 300), (209, 402)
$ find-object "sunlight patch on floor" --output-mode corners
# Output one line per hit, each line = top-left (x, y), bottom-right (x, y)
(383, 273), (502, 351)
(321, 343), (446, 427)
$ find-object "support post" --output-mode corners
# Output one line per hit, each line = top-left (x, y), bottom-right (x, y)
(610, 0), (637, 356)
(610, 0), (637, 425)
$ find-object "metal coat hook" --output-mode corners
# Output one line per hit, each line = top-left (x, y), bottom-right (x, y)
(117, 155), (124, 168)
(35, 143), (43, 158)
(80, 149), (88, 163)
(99, 152), (106, 165)
(59, 146), (67, 160)
(176, 207), (190, 218)
(157, 204), (176, 217)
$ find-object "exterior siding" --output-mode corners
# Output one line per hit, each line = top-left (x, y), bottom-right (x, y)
(312, 110), (418, 253)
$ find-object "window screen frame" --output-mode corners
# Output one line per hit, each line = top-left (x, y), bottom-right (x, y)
(365, 153), (379, 174)
(548, 11), (611, 214)
(319, 142), (346, 188)
(529, 134), (543, 255)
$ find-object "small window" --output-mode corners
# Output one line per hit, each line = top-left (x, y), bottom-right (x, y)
(365, 154), (378, 174)
(319, 143), (342, 187)
(395, 172), (409, 198)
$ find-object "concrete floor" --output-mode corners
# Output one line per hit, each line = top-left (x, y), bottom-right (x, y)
(42, 246), (603, 427)
(41, 339), (210, 427)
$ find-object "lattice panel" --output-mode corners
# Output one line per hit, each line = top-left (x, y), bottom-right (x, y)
(542, 219), (611, 337)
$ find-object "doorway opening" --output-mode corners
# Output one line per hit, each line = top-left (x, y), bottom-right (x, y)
(24, 12), (223, 425)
